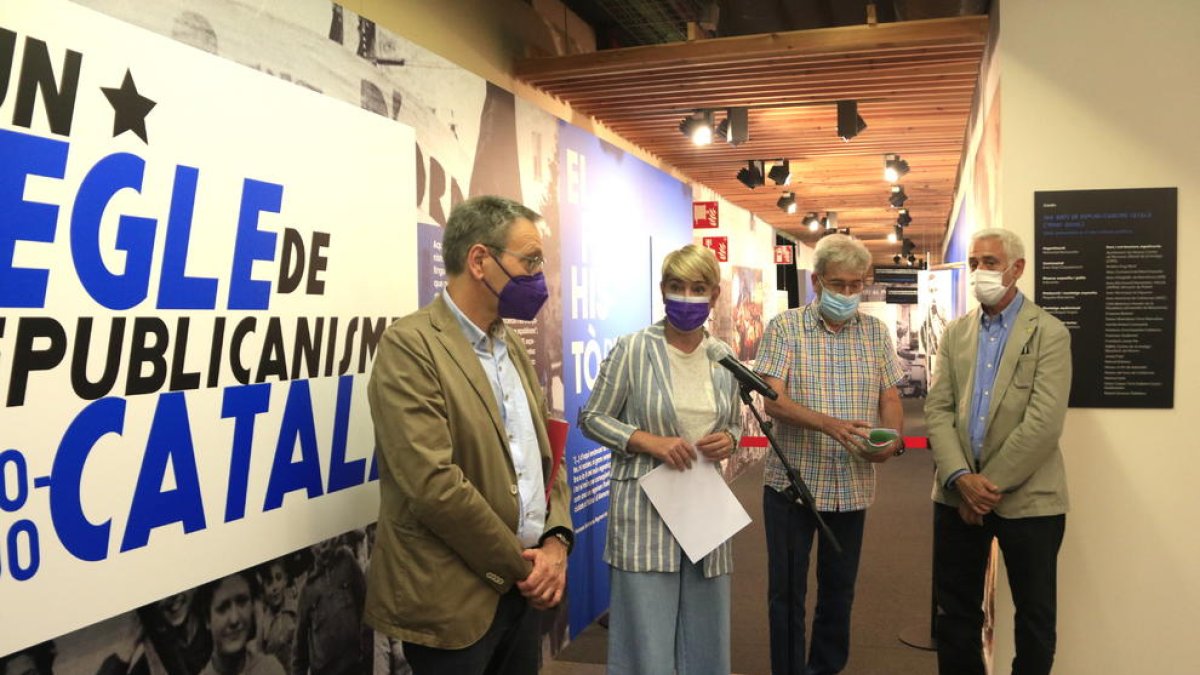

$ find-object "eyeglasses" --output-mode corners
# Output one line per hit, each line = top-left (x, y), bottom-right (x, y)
(821, 277), (865, 294)
(489, 246), (545, 274)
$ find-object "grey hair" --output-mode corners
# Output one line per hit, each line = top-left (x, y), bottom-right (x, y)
(443, 196), (541, 276)
(813, 233), (871, 276)
(971, 227), (1025, 262)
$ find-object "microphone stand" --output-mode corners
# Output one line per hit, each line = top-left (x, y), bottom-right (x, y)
(738, 383), (842, 555)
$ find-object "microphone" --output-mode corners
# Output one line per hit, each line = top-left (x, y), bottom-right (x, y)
(705, 341), (778, 400)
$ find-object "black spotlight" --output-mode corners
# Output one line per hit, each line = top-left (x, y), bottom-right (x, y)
(889, 185), (908, 208)
(803, 212), (820, 231)
(897, 209), (912, 227)
(893, 254), (902, 265)
(725, 107), (749, 145)
(837, 100), (867, 141)
(884, 154), (910, 182)
(679, 111), (713, 145)
(776, 191), (797, 214)
(736, 160), (765, 189)
(888, 224), (902, 243)
(902, 238), (916, 256)
(767, 159), (792, 186)
(907, 254), (917, 266)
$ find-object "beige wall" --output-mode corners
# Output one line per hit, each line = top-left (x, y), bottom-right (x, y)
(995, 0), (1200, 672)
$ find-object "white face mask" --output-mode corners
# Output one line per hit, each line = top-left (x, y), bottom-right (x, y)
(970, 268), (1010, 306)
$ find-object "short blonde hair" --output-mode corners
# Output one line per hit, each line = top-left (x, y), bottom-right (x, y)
(662, 244), (720, 286)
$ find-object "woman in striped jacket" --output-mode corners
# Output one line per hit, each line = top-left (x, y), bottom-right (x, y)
(579, 244), (742, 675)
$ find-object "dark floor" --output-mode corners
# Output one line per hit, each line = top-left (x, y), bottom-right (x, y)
(551, 398), (937, 674)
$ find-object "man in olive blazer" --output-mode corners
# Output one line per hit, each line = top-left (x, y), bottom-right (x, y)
(365, 197), (572, 675)
(926, 228), (1071, 675)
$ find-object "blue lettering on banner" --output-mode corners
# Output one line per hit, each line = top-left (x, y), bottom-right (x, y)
(0, 128), (67, 309)
(228, 178), (283, 310)
(120, 392), (207, 553)
(220, 383), (272, 523)
(0, 126), (290, 313)
(326, 374), (365, 494)
(70, 153), (157, 310)
(1, 376), (379, 581)
(263, 380), (325, 511)
(158, 165), (219, 310)
(49, 397), (123, 562)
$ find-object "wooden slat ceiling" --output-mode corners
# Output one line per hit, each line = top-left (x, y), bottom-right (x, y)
(516, 15), (988, 266)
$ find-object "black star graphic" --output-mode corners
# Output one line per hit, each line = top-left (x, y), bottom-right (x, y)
(101, 69), (157, 143)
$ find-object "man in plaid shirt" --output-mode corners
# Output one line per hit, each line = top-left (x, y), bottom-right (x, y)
(756, 233), (905, 675)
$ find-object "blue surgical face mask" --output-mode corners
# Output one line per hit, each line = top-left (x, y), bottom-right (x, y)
(664, 294), (711, 332)
(818, 283), (860, 323)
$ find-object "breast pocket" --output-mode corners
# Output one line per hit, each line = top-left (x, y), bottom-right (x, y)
(1012, 354), (1037, 389)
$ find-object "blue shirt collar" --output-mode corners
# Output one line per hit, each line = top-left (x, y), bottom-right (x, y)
(443, 290), (497, 349)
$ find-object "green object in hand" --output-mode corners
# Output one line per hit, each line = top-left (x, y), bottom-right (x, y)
(867, 428), (899, 446)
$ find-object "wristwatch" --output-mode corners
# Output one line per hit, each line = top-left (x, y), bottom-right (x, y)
(544, 529), (573, 553)
(894, 437), (907, 457)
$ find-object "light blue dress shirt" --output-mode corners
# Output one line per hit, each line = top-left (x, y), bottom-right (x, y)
(443, 291), (546, 547)
(968, 292), (1024, 461)
(948, 293), (1025, 488)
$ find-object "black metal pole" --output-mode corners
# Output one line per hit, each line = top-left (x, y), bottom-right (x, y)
(738, 384), (842, 555)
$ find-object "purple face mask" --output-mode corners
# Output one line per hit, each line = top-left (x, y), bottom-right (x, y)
(487, 253), (549, 321)
(664, 294), (711, 332)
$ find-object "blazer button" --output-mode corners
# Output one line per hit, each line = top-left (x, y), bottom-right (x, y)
(510, 484), (519, 495)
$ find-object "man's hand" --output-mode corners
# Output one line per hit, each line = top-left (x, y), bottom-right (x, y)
(955, 473), (1003, 515)
(694, 431), (735, 462)
(859, 439), (900, 464)
(629, 431), (696, 470)
(958, 501), (984, 526)
(819, 416), (871, 453)
(517, 538), (568, 610)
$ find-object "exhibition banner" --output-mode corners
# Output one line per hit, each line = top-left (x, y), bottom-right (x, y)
(557, 121), (692, 636)
(0, 0), (415, 652)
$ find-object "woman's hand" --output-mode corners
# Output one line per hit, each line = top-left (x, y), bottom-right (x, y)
(628, 431), (696, 470)
(695, 431), (735, 462)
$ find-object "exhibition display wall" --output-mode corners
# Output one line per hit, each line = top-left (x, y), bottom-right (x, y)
(0, 0), (759, 669)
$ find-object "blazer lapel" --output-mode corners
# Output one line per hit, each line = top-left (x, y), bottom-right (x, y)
(985, 302), (1038, 426)
(429, 296), (507, 443)
(646, 327), (681, 435)
(958, 308), (982, 441)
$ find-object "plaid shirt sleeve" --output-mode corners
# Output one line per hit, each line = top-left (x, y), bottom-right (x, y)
(755, 312), (793, 380)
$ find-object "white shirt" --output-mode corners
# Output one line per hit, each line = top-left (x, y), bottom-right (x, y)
(666, 337), (719, 444)
(443, 291), (546, 547)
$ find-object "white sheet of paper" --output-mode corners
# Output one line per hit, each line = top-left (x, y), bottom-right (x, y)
(638, 460), (753, 564)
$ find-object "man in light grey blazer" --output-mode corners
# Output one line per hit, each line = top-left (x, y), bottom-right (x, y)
(926, 227), (1072, 675)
